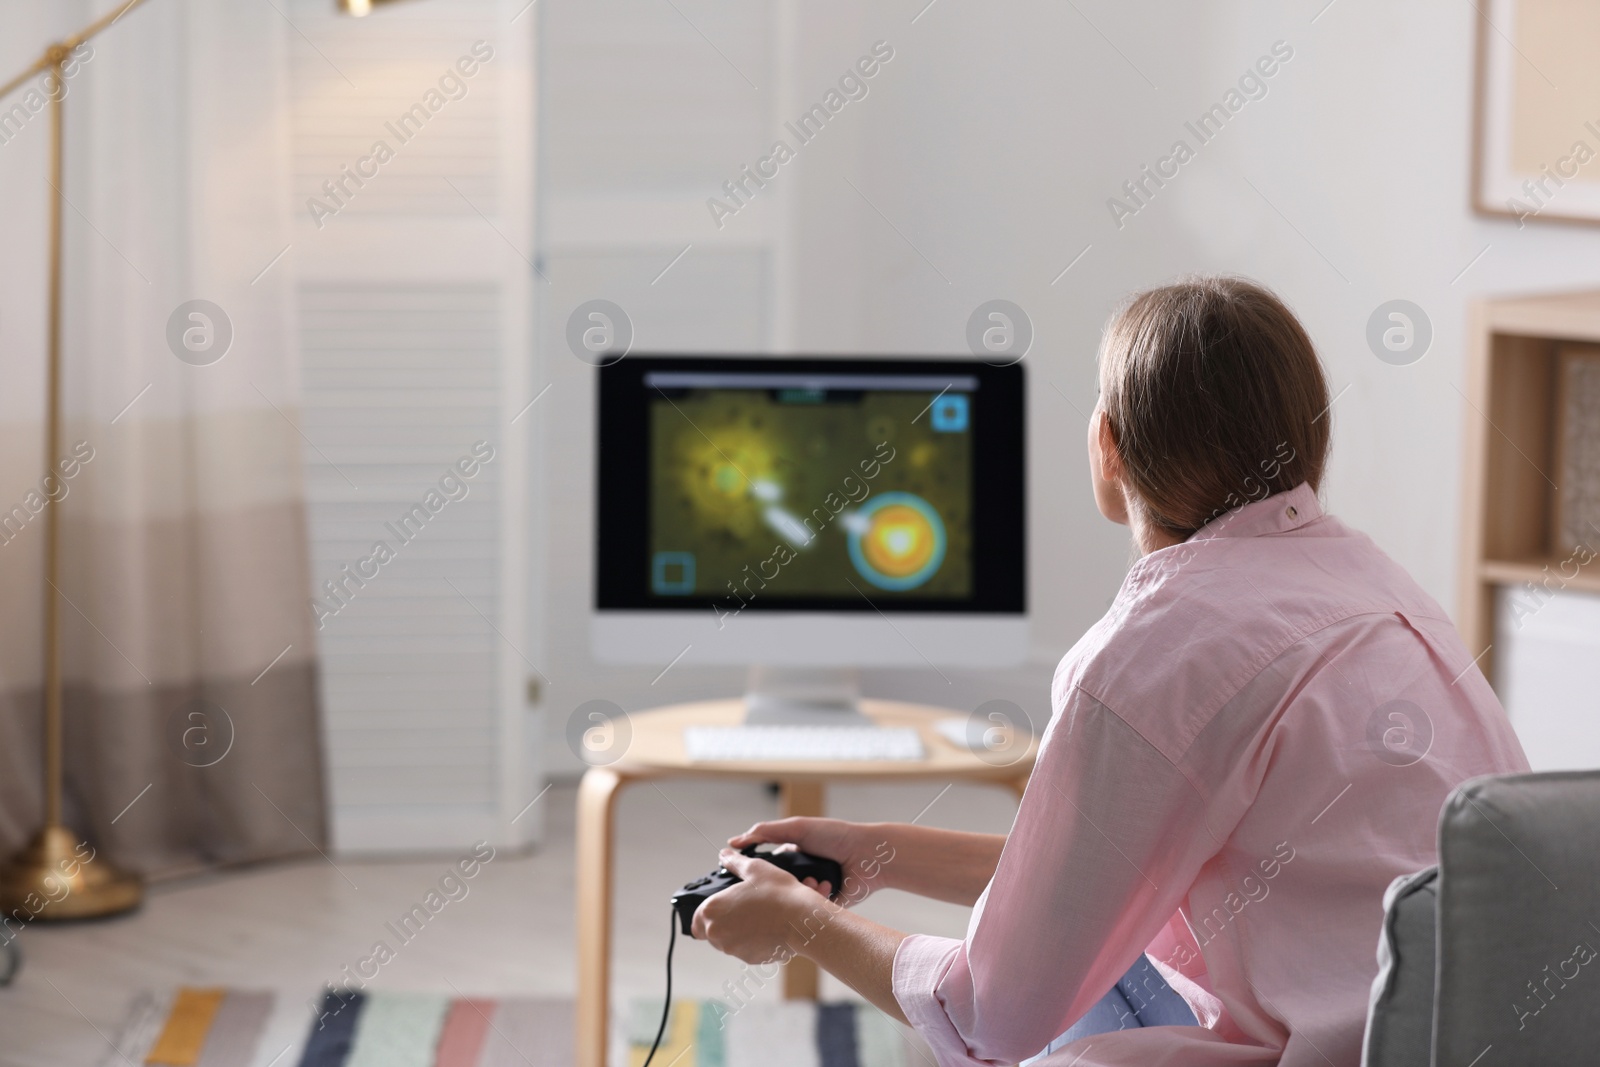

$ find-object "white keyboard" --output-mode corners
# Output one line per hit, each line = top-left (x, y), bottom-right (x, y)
(682, 725), (926, 762)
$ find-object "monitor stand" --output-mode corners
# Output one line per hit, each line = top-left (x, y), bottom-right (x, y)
(743, 666), (872, 726)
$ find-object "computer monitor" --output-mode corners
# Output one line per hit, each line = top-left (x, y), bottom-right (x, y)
(593, 355), (1027, 721)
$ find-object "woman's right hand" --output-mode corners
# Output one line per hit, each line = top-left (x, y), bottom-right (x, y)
(728, 817), (897, 905)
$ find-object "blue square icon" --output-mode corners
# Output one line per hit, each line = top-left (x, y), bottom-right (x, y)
(652, 551), (696, 595)
(930, 393), (970, 433)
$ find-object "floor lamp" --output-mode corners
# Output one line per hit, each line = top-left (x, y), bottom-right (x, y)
(0, 0), (153, 919)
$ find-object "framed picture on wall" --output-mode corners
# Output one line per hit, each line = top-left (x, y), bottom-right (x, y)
(1474, 0), (1600, 225)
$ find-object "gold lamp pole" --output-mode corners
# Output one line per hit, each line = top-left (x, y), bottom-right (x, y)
(0, 0), (152, 919)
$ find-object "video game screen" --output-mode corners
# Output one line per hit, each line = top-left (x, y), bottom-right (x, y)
(645, 372), (975, 602)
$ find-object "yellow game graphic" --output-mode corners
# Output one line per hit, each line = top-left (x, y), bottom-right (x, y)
(648, 388), (971, 599)
(848, 494), (946, 591)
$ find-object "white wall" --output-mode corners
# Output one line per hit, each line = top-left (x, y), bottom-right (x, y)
(786, 0), (1600, 639)
(536, 0), (1600, 775)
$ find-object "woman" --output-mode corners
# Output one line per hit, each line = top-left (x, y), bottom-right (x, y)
(692, 277), (1528, 1066)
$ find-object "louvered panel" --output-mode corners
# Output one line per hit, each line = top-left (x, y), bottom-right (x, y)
(542, 0), (773, 192)
(335, 774), (500, 809)
(544, 247), (771, 349)
(299, 282), (502, 815)
(287, 0), (503, 218)
(330, 708), (497, 728)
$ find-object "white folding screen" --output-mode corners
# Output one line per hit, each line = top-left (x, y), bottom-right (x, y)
(535, 2), (795, 767)
(539, 0), (791, 339)
(286, 0), (540, 852)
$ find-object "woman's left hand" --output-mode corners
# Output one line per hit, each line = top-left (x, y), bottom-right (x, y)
(692, 849), (839, 965)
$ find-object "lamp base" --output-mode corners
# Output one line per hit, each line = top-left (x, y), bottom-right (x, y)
(0, 824), (141, 920)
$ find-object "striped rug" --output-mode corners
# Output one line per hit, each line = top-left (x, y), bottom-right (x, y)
(107, 988), (277, 1067)
(106, 990), (913, 1067)
(624, 999), (912, 1066)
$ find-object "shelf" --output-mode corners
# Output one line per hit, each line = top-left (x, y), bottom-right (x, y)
(1480, 289), (1600, 345)
(1481, 557), (1600, 597)
(1459, 289), (1600, 686)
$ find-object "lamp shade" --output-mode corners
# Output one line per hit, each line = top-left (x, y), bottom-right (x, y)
(339, 0), (413, 14)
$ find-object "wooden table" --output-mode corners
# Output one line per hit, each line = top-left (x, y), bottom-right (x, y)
(574, 698), (1036, 1067)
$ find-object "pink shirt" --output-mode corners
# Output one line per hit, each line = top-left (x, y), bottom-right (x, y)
(892, 483), (1529, 1066)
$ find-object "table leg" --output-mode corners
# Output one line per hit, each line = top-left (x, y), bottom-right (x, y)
(576, 767), (627, 1067)
(779, 779), (824, 1000)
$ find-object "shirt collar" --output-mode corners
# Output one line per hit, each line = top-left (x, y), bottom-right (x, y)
(1188, 481), (1323, 543)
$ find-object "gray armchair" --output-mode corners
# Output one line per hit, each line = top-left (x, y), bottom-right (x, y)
(1363, 770), (1600, 1066)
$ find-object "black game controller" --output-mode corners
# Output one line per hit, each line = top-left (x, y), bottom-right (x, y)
(671, 845), (844, 936)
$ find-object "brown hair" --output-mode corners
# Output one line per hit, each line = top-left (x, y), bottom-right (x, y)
(1098, 275), (1330, 540)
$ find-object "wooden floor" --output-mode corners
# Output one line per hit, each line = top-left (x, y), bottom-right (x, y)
(0, 777), (1017, 1066)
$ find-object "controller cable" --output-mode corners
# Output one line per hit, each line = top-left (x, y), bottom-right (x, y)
(641, 909), (677, 1067)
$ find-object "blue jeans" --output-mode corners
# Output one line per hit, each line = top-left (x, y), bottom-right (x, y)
(1021, 955), (1198, 1064)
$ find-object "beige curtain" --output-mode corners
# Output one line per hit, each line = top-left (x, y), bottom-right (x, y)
(0, 0), (325, 878)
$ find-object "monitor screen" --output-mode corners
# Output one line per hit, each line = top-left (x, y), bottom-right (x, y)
(596, 357), (1024, 616)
